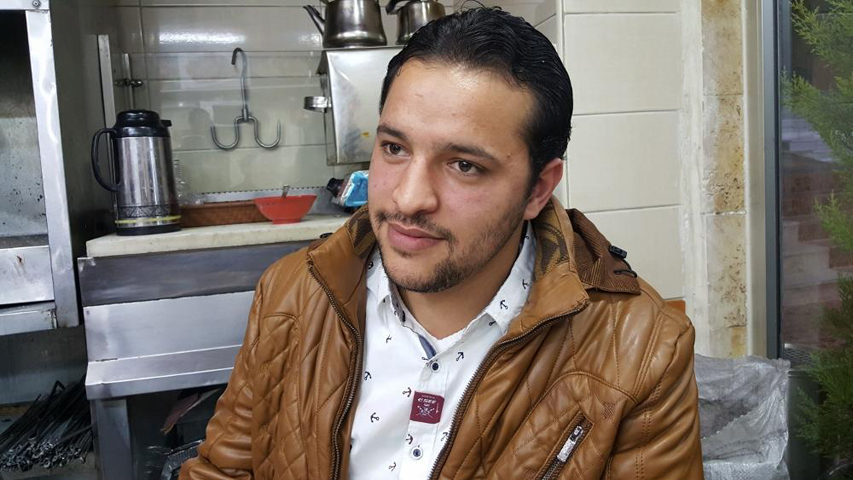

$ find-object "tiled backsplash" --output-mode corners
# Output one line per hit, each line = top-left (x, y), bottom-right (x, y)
(116, 1), (449, 195)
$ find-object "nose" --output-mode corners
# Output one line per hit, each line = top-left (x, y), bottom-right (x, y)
(391, 156), (439, 217)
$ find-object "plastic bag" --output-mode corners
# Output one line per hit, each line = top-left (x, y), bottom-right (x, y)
(695, 354), (791, 480)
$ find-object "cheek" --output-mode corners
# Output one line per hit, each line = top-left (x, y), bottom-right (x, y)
(439, 188), (493, 233)
(368, 160), (397, 202)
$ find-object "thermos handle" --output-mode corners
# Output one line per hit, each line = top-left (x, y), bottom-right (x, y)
(385, 0), (404, 14)
(91, 128), (120, 193)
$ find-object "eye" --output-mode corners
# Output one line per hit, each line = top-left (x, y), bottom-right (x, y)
(452, 160), (482, 176)
(381, 142), (407, 157)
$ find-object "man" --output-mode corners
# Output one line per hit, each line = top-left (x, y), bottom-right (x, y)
(181, 8), (703, 480)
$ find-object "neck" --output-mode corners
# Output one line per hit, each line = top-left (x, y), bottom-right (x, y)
(398, 222), (526, 339)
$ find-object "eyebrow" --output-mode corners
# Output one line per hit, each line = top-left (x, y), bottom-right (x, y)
(376, 124), (410, 142)
(377, 124), (501, 165)
(443, 142), (500, 164)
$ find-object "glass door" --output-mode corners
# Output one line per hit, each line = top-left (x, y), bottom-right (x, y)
(774, 0), (853, 478)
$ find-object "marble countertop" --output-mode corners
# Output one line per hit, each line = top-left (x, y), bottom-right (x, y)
(85, 215), (350, 258)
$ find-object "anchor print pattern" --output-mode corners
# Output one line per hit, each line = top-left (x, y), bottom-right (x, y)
(348, 227), (536, 479)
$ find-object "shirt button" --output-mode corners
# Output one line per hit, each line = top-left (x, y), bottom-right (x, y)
(411, 446), (423, 460)
(431, 362), (440, 372)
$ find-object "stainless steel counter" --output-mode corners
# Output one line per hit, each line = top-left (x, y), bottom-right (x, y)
(78, 237), (317, 479)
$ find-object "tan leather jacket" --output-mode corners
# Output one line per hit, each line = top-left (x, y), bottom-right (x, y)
(180, 199), (703, 480)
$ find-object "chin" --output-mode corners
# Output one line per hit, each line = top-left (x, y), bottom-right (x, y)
(378, 244), (434, 290)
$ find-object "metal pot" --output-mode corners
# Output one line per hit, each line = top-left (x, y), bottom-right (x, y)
(386, 0), (445, 45)
(304, 0), (387, 48)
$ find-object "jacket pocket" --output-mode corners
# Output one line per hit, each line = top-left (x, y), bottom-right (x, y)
(539, 415), (592, 480)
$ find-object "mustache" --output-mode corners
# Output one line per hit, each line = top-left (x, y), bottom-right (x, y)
(374, 210), (455, 243)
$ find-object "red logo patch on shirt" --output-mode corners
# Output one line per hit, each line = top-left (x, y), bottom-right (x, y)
(410, 392), (444, 424)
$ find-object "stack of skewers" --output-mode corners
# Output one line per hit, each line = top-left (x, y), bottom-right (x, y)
(0, 377), (92, 472)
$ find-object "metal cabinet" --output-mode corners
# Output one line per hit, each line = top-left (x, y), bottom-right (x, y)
(0, 0), (114, 336)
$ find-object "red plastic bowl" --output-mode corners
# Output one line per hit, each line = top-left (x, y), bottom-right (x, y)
(253, 195), (317, 224)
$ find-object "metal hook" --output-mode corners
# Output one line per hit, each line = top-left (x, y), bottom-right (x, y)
(210, 47), (282, 150)
(250, 116), (282, 149)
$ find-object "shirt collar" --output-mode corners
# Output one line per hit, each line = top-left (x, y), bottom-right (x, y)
(366, 223), (536, 337)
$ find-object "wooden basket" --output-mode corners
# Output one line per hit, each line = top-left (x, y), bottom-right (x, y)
(180, 201), (268, 228)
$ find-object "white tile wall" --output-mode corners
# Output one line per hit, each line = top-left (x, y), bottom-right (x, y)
(536, 14), (557, 46)
(140, 7), (323, 53)
(147, 76), (325, 150)
(177, 145), (332, 193)
(497, 2), (556, 26)
(567, 111), (680, 212)
(122, 3), (458, 190)
(116, 7), (145, 53)
(563, 0), (678, 13)
(142, 51), (322, 79)
(563, 13), (681, 115)
(585, 206), (683, 299)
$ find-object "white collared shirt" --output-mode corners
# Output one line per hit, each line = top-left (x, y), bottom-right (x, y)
(349, 225), (536, 480)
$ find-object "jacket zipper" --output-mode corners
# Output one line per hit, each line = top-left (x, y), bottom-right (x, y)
(539, 417), (590, 480)
(308, 263), (364, 480)
(427, 299), (590, 480)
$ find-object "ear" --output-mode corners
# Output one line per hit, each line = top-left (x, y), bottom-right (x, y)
(523, 158), (564, 220)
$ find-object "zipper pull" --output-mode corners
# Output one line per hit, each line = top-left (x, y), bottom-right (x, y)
(557, 425), (584, 462)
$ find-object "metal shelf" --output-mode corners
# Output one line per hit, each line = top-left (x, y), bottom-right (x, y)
(0, 302), (57, 337)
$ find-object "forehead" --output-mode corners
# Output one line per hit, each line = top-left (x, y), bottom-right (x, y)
(381, 61), (533, 154)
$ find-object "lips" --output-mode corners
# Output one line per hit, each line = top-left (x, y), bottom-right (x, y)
(390, 223), (440, 239)
(387, 223), (443, 252)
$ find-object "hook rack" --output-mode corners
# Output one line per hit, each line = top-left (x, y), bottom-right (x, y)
(210, 47), (282, 150)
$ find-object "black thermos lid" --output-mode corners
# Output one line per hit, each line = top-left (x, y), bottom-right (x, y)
(113, 109), (172, 138)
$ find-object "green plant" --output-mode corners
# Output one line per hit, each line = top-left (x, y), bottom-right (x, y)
(785, 0), (853, 469)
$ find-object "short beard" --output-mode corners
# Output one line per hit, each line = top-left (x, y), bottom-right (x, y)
(372, 199), (527, 294)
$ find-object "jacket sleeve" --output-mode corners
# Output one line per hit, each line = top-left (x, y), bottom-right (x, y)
(179, 284), (264, 480)
(602, 321), (704, 480)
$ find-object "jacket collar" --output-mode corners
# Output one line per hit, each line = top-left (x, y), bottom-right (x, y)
(307, 197), (640, 337)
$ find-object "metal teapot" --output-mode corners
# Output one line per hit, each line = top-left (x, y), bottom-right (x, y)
(386, 0), (445, 44)
(304, 0), (387, 48)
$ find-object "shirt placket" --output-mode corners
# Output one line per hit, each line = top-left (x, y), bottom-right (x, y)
(399, 334), (451, 479)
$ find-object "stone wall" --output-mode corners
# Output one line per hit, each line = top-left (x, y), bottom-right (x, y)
(683, 0), (750, 357)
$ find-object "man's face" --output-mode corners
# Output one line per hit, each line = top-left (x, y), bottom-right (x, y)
(368, 60), (536, 293)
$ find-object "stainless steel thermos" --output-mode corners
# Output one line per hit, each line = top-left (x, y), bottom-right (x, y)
(91, 110), (181, 235)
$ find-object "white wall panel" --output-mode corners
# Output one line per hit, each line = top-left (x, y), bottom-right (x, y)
(147, 77), (325, 151)
(567, 111), (680, 212)
(141, 7), (322, 52)
(178, 145), (333, 193)
(564, 13), (681, 115)
(564, 0), (678, 13)
(585, 206), (683, 299)
(142, 51), (322, 80)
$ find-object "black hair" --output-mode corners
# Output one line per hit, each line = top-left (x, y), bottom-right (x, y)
(379, 7), (573, 188)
